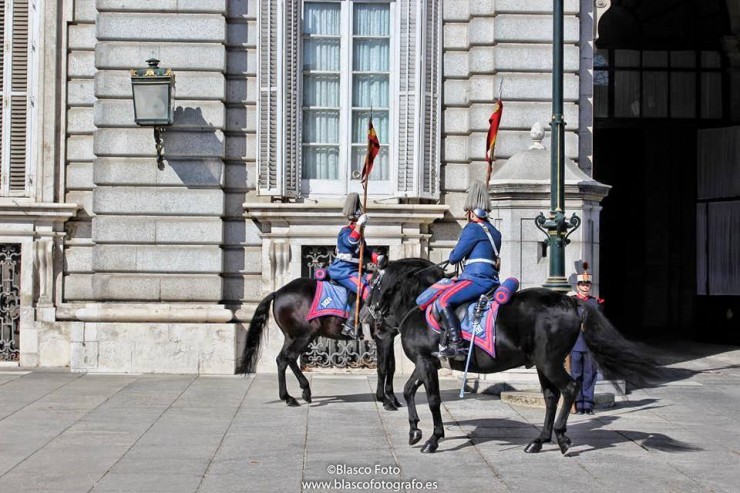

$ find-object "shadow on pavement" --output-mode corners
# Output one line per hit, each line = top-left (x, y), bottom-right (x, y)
(444, 413), (703, 456)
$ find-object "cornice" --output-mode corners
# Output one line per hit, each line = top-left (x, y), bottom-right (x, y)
(0, 201), (79, 222)
(243, 202), (449, 225)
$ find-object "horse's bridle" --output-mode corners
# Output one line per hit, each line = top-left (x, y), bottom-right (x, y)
(365, 260), (450, 333)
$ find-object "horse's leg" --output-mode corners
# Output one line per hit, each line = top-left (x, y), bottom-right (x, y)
(524, 369), (561, 453)
(287, 338), (313, 403)
(385, 341), (402, 408)
(539, 363), (580, 454)
(375, 335), (400, 411)
(374, 335), (391, 406)
(277, 338), (300, 407)
(403, 368), (424, 445)
(418, 359), (444, 453)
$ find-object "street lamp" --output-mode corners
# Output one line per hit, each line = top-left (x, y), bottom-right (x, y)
(130, 58), (175, 169)
(534, 0), (581, 292)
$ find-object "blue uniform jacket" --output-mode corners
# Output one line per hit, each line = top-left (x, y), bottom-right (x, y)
(328, 225), (376, 281)
(572, 294), (604, 351)
(449, 220), (502, 288)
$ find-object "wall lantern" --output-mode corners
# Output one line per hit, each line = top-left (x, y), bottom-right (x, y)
(130, 58), (175, 169)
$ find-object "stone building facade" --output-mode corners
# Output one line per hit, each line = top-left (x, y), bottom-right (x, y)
(1, 0), (738, 372)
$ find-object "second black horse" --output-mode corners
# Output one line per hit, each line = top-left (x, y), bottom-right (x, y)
(366, 258), (661, 454)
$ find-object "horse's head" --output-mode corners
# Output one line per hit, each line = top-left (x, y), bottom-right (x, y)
(363, 258), (445, 334)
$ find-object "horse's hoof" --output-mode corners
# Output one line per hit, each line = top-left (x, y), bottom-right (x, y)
(286, 397), (300, 407)
(302, 390), (312, 403)
(409, 430), (422, 445)
(558, 437), (572, 455)
(420, 441), (438, 453)
(524, 441), (543, 454)
(392, 398), (402, 408)
(383, 400), (398, 411)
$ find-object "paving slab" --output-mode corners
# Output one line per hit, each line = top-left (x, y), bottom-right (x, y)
(0, 342), (738, 492)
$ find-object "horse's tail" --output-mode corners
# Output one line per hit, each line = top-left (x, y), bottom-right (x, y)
(236, 292), (276, 374)
(580, 302), (662, 388)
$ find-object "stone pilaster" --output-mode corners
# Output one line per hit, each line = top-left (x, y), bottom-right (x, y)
(62, 1), (239, 374)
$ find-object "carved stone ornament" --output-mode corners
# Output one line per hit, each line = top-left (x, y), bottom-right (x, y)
(594, 0), (613, 41)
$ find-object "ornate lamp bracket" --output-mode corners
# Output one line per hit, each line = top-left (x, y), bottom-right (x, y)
(594, 0), (613, 41)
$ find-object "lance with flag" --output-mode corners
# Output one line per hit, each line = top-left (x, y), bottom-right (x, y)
(354, 113), (381, 331)
(485, 99), (503, 185)
(362, 116), (381, 184)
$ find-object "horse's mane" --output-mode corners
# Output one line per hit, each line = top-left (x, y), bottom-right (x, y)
(378, 258), (444, 311)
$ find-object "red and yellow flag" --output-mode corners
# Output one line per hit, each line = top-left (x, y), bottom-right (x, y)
(486, 100), (503, 165)
(361, 117), (381, 184)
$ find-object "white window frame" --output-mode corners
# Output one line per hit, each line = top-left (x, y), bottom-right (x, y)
(257, 0), (440, 200)
(0, 0), (39, 198)
(300, 0), (395, 197)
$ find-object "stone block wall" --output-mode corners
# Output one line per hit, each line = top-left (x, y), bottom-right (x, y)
(64, 1), (230, 303)
(58, 0), (243, 373)
(433, 0), (586, 266)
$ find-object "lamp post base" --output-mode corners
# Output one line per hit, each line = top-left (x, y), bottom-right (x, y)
(542, 276), (572, 293)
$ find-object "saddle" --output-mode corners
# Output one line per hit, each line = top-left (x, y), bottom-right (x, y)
(306, 280), (355, 321)
(421, 277), (520, 357)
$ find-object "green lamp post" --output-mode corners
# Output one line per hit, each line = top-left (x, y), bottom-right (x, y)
(130, 58), (175, 169)
(534, 0), (581, 292)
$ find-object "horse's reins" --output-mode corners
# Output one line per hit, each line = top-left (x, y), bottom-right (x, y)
(368, 260), (450, 332)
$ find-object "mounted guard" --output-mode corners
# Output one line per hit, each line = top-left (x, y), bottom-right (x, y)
(327, 193), (386, 338)
(435, 181), (503, 359)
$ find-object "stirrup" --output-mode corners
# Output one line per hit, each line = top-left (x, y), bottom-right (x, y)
(437, 342), (467, 361)
(341, 322), (357, 339)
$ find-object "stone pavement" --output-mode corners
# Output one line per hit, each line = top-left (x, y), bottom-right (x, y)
(0, 341), (739, 493)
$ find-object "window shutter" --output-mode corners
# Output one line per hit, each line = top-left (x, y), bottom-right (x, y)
(395, 0), (419, 197)
(283, 0), (301, 196)
(419, 0), (440, 199)
(0, 0), (30, 196)
(0, 0), (5, 191)
(258, 0), (300, 197)
(257, 0), (281, 195)
(395, 0), (440, 200)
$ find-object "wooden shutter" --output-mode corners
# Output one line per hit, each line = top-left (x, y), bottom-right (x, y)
(257, 0), (280, 195)
(395, 0), (419, 197)
(394, 0), (440, 200)
(0, 0), (5, 191)
(283, 0), (301, 196)
(258, 0), (300, 197)
(0, 0), (30, 196)
(419, 0), (440, 199)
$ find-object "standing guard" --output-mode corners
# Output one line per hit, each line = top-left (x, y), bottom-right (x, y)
(570, 262), (604, 414)
(328, 193), (385, 338)
(436, 181), (502, 359)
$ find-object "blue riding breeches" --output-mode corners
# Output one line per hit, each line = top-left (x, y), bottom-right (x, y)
(334, 274), (370, 301)
(435, 279), (491, 310)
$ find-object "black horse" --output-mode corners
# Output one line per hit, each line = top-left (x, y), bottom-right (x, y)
(366, 258), (661, 454)
(236, 262), (420, 410)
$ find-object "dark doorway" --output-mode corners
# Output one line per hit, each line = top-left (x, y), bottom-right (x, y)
(593, 0), (736, 343)
(594, 127), (697, 339)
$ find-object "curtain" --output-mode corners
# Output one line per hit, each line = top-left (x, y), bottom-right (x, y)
(302, 2), (392, 182)
(302, 3), (341, 179)
(351, 3), (390, 180)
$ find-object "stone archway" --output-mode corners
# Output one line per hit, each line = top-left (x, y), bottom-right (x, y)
(592, 0), (736, 340)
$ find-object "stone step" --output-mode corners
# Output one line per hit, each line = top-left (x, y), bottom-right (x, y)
(500, 389), (616, 409)
(455, 367), (626, 395)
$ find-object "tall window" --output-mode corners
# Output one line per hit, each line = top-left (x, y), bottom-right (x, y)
(258, 0), (440, 200)
(301, 1), (391, 195)
(594, 49), (725, 121)
(0, 0), (34, 197)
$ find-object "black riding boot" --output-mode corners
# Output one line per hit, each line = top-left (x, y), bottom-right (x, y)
(438, 306), (465, 360)
(342, 296), (360, 338)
